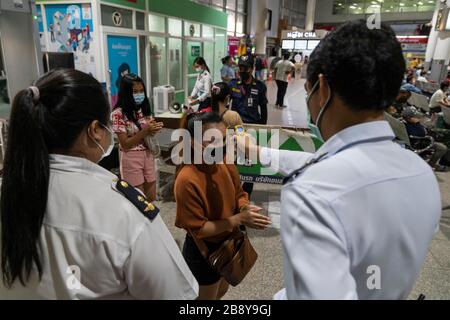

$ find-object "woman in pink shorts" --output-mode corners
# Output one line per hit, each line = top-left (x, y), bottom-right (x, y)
(112, 74), (163, 201)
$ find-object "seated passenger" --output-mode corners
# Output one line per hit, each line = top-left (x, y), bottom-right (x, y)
(403, 107), (449, 172)
(429, 81), (450, 114)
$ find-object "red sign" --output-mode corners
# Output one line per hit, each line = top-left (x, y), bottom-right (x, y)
(228, 36), (240, 57)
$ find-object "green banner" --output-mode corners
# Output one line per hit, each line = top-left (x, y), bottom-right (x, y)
(237, 124), (323, 184)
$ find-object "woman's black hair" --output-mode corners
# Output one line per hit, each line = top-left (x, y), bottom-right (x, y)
(221, 56), (231, 65)
(1, 68), (110, 288)
(114, 74), (152, 129)
(193, 57), (210, 73)
(211, 82), (231, 113)
(115, 63), (130, 89)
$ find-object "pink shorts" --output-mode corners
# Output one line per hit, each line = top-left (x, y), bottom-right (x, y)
(120, 150), (156, 187)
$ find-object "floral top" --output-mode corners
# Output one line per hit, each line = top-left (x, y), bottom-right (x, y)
(112, 107), (149, 151)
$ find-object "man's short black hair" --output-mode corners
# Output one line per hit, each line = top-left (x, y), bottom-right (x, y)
(307, 20), (405, 111)
(441, 81), (449, 90)
(283, 52), (290, 60)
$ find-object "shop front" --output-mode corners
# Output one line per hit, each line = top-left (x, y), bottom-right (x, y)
(36, 0), (228, 107)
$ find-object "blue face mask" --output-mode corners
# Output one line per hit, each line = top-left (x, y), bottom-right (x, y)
(133, 93), (145, 105)
(305, 79), (331, 142)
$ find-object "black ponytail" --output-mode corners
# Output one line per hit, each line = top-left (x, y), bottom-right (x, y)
(194, 57), (210, 73)
(1, 69), (110, 287)
(211, 82), (231, 113)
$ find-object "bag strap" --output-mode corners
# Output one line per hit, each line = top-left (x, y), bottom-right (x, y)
(187, 229), (210, 258)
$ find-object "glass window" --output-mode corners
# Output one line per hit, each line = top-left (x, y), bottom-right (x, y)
(227, 10), (236, 33)
(168, 38), (183, 90)
(212, 0), (224, 7)
(333, 1), (347, 14)
(184, 22), (201, 37)
(382, 0), (399, 13)
(347, 0), (365, 14)
(236, 14), (245, 34)
(148, 14), (165, 33)
(101, 5), (133, 28)
(149, 36), (167, 90)
(214, 28), (226, 83)
(418, 1), (435, 12)
(168, 18), (182, 37)
(226, 0), (236, 11)
(237, 0), (246, 13)
(136, 11), (145, 30)
(203, 25), (214, 38)
(399, 0), (417, 12)
(204, 41), (215, 81)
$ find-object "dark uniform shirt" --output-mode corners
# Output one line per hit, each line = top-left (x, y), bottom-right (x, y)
(229, 78), (268, 124)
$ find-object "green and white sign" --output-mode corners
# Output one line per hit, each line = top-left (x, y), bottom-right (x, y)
(237, 124), (323, 184)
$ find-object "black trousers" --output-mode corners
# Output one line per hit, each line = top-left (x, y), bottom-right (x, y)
(275, 80), (288, 107)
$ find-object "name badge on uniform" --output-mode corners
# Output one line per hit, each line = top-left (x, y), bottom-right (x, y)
(251, 89), (259, 95)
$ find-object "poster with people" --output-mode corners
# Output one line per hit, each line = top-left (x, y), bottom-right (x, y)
(42, 3), (96, 76)
(107, 35), (138, 107)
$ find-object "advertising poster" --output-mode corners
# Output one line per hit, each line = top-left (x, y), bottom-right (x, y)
(43, 3), (96, 76)
(237, 125), (323, 184)
(107, 35), (138, 106)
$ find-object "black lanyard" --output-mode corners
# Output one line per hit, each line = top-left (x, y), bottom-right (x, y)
(282, 135), (394, 185)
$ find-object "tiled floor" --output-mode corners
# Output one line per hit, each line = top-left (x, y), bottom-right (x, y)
(158, 78), (450, 299)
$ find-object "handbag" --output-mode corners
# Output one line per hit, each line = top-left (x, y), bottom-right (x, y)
(188, 226), (258, 287)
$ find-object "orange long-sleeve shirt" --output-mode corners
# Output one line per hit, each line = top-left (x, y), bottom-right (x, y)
(174, 163), (249, 243)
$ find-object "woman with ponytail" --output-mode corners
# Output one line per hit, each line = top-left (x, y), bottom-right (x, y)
(0, 69), (197, 299)
(188, 57), (212, 112)
(211, 82), (243, 129)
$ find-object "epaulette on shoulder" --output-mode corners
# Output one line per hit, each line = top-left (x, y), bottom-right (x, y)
(115, 180), (159, 220)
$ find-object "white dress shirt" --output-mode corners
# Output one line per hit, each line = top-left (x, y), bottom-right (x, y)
(0, 154), (198, 300)
(261, 121), (441, 299)
(191, 70), (212, 102)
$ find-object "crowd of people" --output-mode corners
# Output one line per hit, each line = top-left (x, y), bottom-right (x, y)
(385, 65), (450, 171)
(0, 19), (445, 301)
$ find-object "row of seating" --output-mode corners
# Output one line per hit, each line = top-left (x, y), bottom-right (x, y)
(408, 91), (450, 126)
(415, 80), (440, 94)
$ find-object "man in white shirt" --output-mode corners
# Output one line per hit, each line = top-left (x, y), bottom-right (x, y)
(429, 81), (450, 113)
(417, 70), (428, 83)
(274, 52), (295, 108)
(237, 20), (441, 299)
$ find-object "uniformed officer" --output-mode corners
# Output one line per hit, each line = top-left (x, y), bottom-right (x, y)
(0, 69), (198, 299)
(229, 55), (268, 196)
(229, 55), (268, 125)
(235, 20), (441, 299)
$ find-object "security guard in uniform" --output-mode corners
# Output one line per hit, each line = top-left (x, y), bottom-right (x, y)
(229, 55), (268, 126)
(229, 55), (268, 196)
(235, 20), (441, 299)
(0, 69), (198, 299)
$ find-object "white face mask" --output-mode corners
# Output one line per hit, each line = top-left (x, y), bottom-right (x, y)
(91, 123), (114, 162)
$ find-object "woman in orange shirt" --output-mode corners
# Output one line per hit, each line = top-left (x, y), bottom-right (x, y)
(174, 112), (271, 300)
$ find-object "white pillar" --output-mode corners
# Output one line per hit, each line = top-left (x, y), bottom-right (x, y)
(305, 0), (317, 31)
(424, 0), (442, 70)
(431, 3), (450, 81)
(253, 0), (268, 55)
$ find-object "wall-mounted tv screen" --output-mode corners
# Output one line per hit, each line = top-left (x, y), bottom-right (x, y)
(307, 40), (320, 50)
(282, 40), (295, 50)
(295, 40), (308, 50)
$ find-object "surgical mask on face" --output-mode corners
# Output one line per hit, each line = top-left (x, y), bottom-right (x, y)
(91, 123), (114, 162)
(195, 67), (203, 73)
(305, 79), (330, 142)
(240, 71), (251, 82)
(133, 93), (145, 105)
